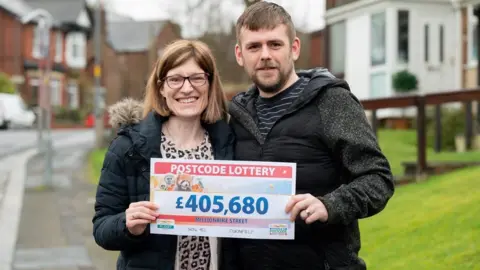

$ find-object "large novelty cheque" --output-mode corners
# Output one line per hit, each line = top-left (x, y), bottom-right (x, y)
(149, 159), (296, 240)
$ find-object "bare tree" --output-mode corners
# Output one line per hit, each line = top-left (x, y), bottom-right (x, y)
(244, 0), (262, 7)
(169, 0), (314, 85)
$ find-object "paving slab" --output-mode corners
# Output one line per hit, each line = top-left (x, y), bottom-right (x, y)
(12, 146), (118, 270)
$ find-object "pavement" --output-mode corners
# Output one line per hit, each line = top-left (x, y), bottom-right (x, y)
(0, 129), (118, 270)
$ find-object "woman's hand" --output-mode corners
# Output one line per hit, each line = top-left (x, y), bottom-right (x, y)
(125, 201), (159, 236)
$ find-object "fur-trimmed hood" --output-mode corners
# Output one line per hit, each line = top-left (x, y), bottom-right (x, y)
(108, 98), (143, 129)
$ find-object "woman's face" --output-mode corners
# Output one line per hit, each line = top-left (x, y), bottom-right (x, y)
(160, 58), (209, 120)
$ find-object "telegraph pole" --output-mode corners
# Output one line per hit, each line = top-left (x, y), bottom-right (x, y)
(22, 9), (54, 188)
(94, 0), (105, 149)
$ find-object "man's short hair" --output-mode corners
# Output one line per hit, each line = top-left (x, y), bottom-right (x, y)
(235, 1), (296, 44)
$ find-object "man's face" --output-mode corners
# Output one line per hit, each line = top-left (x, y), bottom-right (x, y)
(235, 24), (300, 94)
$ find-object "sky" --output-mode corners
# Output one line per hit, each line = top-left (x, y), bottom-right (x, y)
(90, 0), (325, 37)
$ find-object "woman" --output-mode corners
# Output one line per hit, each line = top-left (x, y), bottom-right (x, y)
(92, 39), (234, 270)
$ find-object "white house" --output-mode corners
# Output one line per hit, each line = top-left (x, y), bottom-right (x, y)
(325, 0), (465, 118)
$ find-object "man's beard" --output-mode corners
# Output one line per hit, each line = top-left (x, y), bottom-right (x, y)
(251, 64), (292, 94)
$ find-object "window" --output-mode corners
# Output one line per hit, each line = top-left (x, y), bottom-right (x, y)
(49, 79), (62, 106)
(424, 24), (429, 62)
(469, 5), (478, 64)
(67, 82), (79, 109)
(72, 42), (79, 58)
(370, 72), (387, 98)
(329, 21), (346, 75)
(397, 10), (409, 64)
(67, 33), (85, 60)
(472, 24), (478, 62)
(32, 26), (43, 58)
(55, 32), (63, 62)
(371, 12), (386, 66)
(439, 25), (444, 63)
(30, 78), (39, 106)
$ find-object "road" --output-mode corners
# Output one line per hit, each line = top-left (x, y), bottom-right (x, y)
(0, 129), (95, 159)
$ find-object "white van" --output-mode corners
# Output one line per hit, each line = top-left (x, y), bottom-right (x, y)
(0, 93), (36, 130)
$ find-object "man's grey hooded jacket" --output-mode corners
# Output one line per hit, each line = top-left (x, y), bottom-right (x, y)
(223, 68), (395, 270)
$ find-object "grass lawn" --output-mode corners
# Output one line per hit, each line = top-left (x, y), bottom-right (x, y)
(88, 148), (107, 185)
(377, 129), (480, 176)
(359, 166), (480, 269)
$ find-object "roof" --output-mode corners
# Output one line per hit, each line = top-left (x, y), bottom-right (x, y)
(107, 11), (134, 22)
(0, 0), (33, 17)
(23, 0), (85, 24)
(107, 20), (167, 52)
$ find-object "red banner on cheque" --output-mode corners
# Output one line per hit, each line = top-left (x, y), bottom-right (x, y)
(154, 161), (293, 178)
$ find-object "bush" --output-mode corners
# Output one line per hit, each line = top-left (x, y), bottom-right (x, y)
(0, 72), (16, 94)
(426, 106), (469, 151)
(392, 70), (418, 93)
(53, 107), (87, 123)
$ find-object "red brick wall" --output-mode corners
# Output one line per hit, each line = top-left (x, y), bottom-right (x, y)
(0, 8), (23, 77)
(309, 30), (325, 68)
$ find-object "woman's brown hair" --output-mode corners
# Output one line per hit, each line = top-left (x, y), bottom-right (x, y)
(143, 39), (229, 123)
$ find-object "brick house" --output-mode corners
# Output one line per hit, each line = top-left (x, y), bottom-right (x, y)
(0, 0), (92, 109)
(309, 29), (325, 68)
(0, 3), (25, 86)
(105, 20), (181, 103)
(83, 3), (181, 107)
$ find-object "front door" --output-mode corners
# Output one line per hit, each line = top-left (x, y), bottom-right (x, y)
(421, 19), (449, 93)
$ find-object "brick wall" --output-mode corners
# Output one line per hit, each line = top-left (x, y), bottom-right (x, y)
(309, 29), (325, 68)
(0, 8), (23, 78)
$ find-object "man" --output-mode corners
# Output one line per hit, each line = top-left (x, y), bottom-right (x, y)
(223, 2), (395, 270)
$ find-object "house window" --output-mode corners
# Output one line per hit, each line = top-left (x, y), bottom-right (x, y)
(371, 12), (386, 66)
(329, 21), (346, 75)
(439, 25), (444, 63)
(424, 24), (430, 63)
(49, 79), (62, 106)
(32, 26), (43, 58)
(55, 32), (63, 62)
(30, 78), (39, 106)
(72, 41), (79, 58)
(370, 72), (387, 98)
(472, 24), (478, 62)
(67, 33), (85, 60)
(397, 10), (409, 64)
(469, 6), (478, 64)
(67, 82), (79, 109)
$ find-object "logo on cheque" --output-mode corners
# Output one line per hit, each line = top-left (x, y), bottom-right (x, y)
(157, 219), (175, 229)
(269, 224), (288, 235)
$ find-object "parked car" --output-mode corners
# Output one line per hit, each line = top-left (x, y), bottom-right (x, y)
(0, 93), (36, 130)
(0, 101), (5, 128)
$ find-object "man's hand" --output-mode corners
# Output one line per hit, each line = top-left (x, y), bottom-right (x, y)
(285, 194), (328, 224)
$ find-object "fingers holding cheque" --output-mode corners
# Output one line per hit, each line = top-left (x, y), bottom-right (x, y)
(125, 201), (160, 236)
(285, 194), (329, 224)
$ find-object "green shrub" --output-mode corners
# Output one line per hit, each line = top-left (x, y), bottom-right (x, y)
(392, 70), (418, 93)
(53, 107), (87, 123)
(426, 106), (468, 151)
(0, 72), (16, 94)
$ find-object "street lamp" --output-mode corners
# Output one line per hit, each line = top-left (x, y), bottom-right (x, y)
(21, 9), (54, 188)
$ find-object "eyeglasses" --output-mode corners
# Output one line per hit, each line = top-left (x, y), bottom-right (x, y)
(162, 73), (209, 89)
